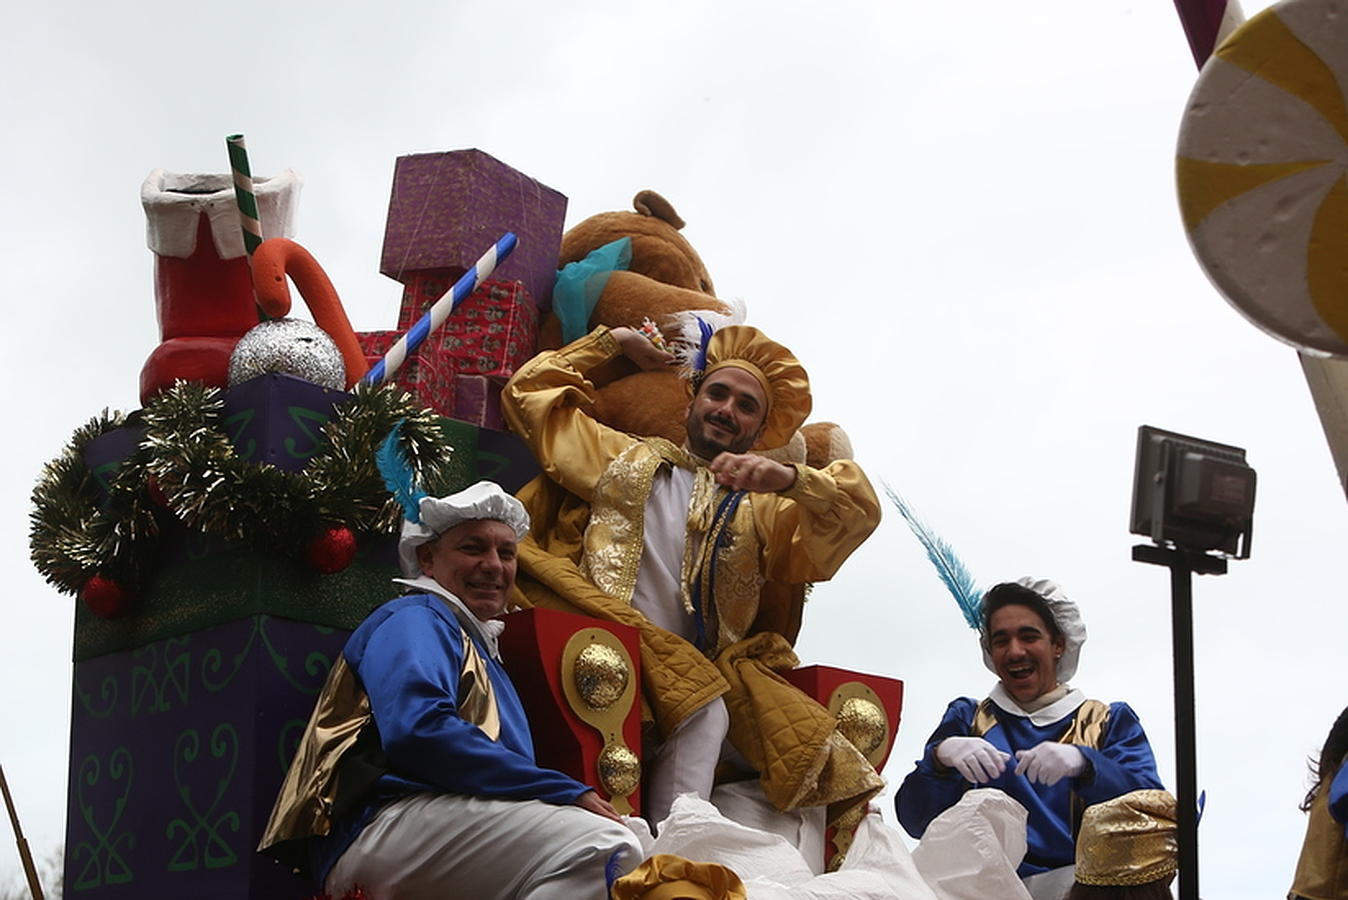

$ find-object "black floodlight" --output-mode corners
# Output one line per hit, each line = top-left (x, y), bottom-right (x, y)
(1130, 425), (1255, 559)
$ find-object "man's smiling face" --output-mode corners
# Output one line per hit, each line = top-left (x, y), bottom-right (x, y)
(684, 365), (767, 458)
(987, 603), (1064, 704)
(415, 518), (518, 621)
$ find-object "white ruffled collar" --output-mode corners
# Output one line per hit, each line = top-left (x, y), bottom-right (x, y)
(987, 682), (1085, 726)
(392, 575), (506, 660)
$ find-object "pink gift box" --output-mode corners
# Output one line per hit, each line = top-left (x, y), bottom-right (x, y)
(357, 330), (457, 418)
(394, 276), (539, 379)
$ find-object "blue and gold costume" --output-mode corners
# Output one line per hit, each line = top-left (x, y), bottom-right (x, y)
(260, 577), (637, 893)
(306, 586), (593, 882)
(896, 692), (1163, 876)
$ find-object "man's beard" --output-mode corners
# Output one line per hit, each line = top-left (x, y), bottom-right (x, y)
(685, 411), (752, 458)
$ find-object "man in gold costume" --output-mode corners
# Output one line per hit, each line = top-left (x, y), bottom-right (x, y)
(502, 323), (883, 831)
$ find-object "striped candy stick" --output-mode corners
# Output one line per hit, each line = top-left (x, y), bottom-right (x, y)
(362, 232), (518, 386)
(225, 134), (264, 256)
(1173, 0), (1247, 68)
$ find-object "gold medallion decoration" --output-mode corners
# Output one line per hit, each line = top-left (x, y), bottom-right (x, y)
(835, 697), (887, 757)
(826, 681), (892, 769)
(573, 643), (629, 710)
(824, 681), (892, 871)
(1177, 0), (1348, 355)
(597, 744), (641, 797)
(561, 628), (639, 814)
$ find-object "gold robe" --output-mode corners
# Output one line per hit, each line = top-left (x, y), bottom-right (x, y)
(1290, 776), (1348, 900)
(502, 327), (884, 823)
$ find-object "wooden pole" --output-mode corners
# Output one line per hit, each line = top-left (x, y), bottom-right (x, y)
(0, 764), (45, 900)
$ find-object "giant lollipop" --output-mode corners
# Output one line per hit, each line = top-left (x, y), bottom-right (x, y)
(1178, 0), (1348, 356)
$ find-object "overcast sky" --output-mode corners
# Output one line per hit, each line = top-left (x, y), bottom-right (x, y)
(3, 0), (1342, 896)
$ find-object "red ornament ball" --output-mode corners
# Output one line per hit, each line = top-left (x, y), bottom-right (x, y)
(81, 575), (132, 619)
(146, 475), (170, 508)
(306, 525), (357, 574)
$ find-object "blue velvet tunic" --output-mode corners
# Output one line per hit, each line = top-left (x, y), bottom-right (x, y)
(895, 695), (1163, 875)
(309, 593), (591, 884)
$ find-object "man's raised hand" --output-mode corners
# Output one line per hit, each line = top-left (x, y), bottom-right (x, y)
(708, 452), (796, 492)
(611, 326), (675, 371)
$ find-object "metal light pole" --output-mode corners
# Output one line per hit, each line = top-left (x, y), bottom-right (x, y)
(1129, 424), (1254, 900)
(1132, 545), (1226, 900)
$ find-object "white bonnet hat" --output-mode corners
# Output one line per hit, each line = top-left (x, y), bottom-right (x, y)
(397, 481), (530, 577)
(980, 576), (1087, 682)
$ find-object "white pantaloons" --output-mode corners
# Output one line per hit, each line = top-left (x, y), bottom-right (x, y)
(325, 792), (644, 900)
(643, 695), (730, 829)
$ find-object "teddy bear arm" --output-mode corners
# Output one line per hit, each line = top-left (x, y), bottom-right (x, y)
(591, 271), (732, 334)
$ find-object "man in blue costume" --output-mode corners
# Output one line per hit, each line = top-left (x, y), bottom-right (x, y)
(258, 481), (643, 899)
(896, 577), (1164, 882)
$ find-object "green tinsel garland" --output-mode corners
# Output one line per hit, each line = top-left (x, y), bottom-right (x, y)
(30, 382), (455, 596)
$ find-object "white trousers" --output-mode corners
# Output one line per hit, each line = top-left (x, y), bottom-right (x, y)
(643, 695), (730, 829)
(324, 792), (644, 900)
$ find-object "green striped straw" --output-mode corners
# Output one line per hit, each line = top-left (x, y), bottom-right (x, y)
(226, 133), (268, 319)
(226, 134), (263, 257)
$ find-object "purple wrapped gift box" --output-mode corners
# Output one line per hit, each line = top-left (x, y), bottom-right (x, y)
(65, 616), (346, 900)
(379, 149), (567, 310)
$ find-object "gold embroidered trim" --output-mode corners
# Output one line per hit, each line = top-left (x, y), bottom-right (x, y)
(680, 466), (717, 617)
(711, 498), (762, 654)
(681, 476), (764, 656)
(585, 438), (702, 606)
(584, 442), (667, 602)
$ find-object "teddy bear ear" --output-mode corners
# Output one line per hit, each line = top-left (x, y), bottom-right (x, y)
(632, 190), (686, 230)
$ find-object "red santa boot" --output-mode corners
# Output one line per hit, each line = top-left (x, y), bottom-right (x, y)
(138, 168), (301, 403)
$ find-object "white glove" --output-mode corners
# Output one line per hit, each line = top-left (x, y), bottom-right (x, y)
(1014, 742), (1087, 786)
(935, 736), (1012, 783)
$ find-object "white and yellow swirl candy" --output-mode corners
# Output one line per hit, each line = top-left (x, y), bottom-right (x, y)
(1178, 0), (1348, 356)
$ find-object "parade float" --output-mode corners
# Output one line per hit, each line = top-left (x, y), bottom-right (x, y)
(28, 140), (905, 899)
(28, 0), (1348, 893)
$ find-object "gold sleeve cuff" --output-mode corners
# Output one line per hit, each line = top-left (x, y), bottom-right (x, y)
(502, 326), (635, 502)
(780, 461), (825, 504)
(591, 324), (621, 358)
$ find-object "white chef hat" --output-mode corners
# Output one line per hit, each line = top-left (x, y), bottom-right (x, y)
(397, 481), (530, 577)
(980, 576), (1088, 682)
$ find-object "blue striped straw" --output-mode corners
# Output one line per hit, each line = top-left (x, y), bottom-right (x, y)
(362, 232), (518, 386)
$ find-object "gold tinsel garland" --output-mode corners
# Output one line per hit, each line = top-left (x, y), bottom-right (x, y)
(30, 381), (454, 595)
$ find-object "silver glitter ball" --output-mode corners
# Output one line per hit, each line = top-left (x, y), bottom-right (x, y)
(228, 318), (346, 389)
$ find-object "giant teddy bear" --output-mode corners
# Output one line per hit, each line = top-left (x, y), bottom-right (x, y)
(543, 190), (854, 492)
